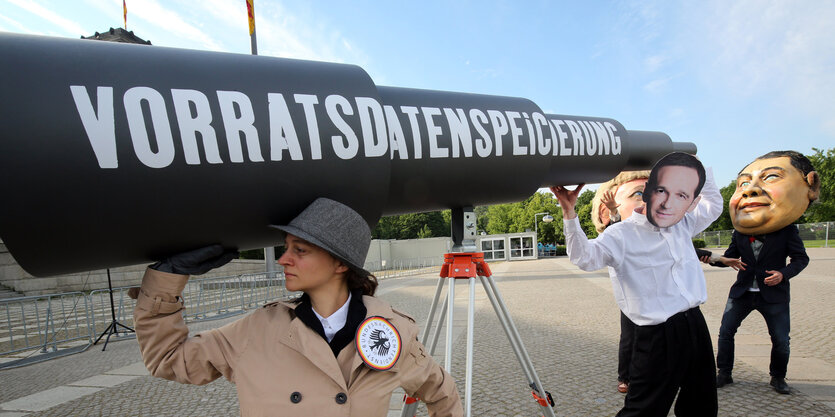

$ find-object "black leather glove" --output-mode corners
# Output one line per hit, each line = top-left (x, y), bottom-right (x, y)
(150, 244), (239, 275)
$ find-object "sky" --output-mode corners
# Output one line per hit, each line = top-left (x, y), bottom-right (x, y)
(2, 0), (834, 190)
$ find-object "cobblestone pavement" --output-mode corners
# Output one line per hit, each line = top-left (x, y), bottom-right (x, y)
(1, 248), (832, 416)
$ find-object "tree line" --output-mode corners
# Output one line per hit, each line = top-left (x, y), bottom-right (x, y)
(374, 147), (835, 244)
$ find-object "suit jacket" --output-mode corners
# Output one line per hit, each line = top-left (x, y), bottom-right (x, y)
(720, 225), (809, 304)
(133, 268), (463, 417)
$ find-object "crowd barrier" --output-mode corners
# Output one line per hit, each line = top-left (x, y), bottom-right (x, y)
(696, 221), (834, 248)
(0, 271), (294, 369)
(365, 256), (445, 279)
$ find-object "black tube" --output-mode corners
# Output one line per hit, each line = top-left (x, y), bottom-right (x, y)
(0, 33), (694, 276)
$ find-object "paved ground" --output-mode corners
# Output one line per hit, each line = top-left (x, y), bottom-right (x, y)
(0, 248), (832, 416)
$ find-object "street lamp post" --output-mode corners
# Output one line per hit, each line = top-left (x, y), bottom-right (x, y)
(534, 212), (554, 244)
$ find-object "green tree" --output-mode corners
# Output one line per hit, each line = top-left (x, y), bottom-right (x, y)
(485, 203), (513, 234)
(707, 180), (736, 231)
(805, 147), (835, 222)
(575, 189), (597, 238)
(372, 215), (401, 239)
(474, 206), (489, 233)
(476, 191), (564, 244)
(372, 211), (449, 240)
(417, 224), (432, 238)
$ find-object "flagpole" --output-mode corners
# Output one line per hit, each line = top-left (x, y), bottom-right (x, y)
(246, 0), (272, 274)
(247, 0), (257, 55)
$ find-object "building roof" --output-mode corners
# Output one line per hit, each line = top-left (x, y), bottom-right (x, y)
(81, 27), (151, 45)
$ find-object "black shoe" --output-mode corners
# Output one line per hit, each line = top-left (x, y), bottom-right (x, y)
(716, 372), (733, 388)
(770, 377), (791, 394)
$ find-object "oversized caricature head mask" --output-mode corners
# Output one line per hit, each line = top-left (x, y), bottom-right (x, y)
(729, 151), (820, 235)
(591, 170), (650, 233)
(642, 152), (706, 229)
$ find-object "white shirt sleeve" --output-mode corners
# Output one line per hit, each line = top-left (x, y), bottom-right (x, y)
(564, 217), (618, 271)
(686, 167), (723, 236)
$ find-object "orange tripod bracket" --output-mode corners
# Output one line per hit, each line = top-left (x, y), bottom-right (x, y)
(401, 394), (419, 417)
(439, 252), (492, 279)
(531, 388), (555, 408)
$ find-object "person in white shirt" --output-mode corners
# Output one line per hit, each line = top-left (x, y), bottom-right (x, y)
(593, 171), (650, 394)
(551, 152), (722, 417)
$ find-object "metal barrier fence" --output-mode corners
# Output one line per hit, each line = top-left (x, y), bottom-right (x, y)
(695, 221), (834, 248)
(0, 292), (91, 359)
(365, 256), (445, 279)
(538, 247), (567, 258)
(0, 271), (294, 369)
(0, 259), (446, 369)
(182, 272), (297, 321)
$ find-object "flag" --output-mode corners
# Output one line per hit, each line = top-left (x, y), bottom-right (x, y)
(246, 0), (255, 35)
(123, 0), (127, 29)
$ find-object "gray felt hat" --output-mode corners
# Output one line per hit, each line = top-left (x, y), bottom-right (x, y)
(272, 198), (372, 276)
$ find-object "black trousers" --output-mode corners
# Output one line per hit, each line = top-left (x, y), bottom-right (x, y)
(618, 311), (637, 382)
(617, 307), (718, 417)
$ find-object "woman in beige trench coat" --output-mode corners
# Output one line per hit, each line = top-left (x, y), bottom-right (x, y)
(131, 198), (463, 417)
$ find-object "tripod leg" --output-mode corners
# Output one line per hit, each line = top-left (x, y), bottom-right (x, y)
(479, 275), (556, 417)
(428, 295), (448, 355)
(478, 276), (534, 379)
(103, 326), (114, 351)
(465, 276), (475, 417)
(445, 277), (455, 371)
(115, 322), (135, 333)
(421, 277), (445, 343)
(94, 322), (116, 345)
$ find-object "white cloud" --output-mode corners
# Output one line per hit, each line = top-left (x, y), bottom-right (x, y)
(644, 76), (672, 93)
(696, 0), (835, 133)
(256, 5), (367, 65)
(619, 0), (835, 135)
(187, 1), (369, 65)
(130, 0), (226, 51)
(644, 54), (666, 72)
(7, 0), (86, 36)
(70, 0), (371, 75)
(197, 0), (246, 30)
(83, 0), (226, 51)
(470, 67), (501, 80)
(0, 12), (32, 33)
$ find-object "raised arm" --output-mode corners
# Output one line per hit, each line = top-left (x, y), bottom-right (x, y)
(688, 168), (723, 234)
(551, 184), (619, 271)
(132, 245), (242, 385)
(550, 184), (585, 220)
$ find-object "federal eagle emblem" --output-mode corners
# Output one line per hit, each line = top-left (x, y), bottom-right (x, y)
(369, 329), (391, 356)
(356, 316), (401, 370)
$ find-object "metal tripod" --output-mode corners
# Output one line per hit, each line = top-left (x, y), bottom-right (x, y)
(93, 268), (135, 351)
(400, 209), (555, 417)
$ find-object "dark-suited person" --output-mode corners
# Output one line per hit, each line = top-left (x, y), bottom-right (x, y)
(715, 150), (820, 395)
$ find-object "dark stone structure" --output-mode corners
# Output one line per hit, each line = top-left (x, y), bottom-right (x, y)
(82, 27), (151, 45)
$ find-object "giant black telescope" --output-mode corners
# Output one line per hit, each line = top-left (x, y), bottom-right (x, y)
(0, 33), (695, 277)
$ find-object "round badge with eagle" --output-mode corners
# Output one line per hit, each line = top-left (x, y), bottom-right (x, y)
(355, 316), (401, 370)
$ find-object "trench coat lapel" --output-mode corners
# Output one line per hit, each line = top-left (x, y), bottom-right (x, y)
(278, 303), (348, 390)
